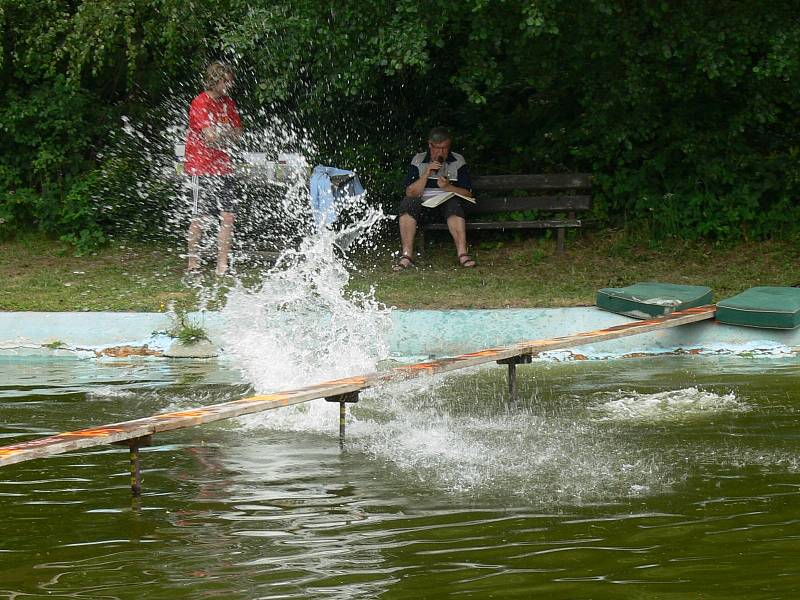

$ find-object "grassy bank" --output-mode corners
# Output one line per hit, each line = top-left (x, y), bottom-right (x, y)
(1, 232), (797, 312)
(350, 231), (799, 308)
(0, 236), (193, 312)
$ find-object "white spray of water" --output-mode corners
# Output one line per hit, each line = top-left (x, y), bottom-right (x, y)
(591, 387), (747, 421)
(335, 371), (676, 502)
(214, 227), (751, 503)
(102, 71), (323, 253)
(105, 63), (760, 504)
(220, 212), (392, 406)
(90, 60), (685, 504)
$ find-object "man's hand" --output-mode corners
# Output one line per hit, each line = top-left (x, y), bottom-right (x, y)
(202, 124), (242, 149)
(437, 175), (451, 189)
(425, 161), (443, 177)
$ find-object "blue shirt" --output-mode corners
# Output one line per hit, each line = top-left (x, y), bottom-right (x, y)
(310, 165), (365, 227)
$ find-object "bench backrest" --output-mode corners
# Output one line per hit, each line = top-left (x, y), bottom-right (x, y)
(469, 173), (592, 215)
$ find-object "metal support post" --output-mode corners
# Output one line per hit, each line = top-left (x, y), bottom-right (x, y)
(325, 391), (360, 445)
(113, 435), (153, 497)
(496, 355), (533, 402)
(508, 361), (517, 401)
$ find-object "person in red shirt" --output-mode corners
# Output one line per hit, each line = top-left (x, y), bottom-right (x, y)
(184, 62), (243, 275)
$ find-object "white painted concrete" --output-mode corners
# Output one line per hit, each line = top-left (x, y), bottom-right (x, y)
(0, 309), (797, 358)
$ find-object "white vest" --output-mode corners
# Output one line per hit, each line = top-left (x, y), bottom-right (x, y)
(411, 151), (466, 183)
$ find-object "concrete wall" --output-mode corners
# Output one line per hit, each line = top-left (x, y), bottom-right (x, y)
(0, 309), (797, 358)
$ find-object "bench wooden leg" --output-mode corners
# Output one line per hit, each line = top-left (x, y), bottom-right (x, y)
(568, 211), (577, 242)
(556, 227), (565, 255)
(417, 229), (426, 259)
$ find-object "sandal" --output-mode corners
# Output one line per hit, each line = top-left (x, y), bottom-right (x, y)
(458, 253), (476, 268)
(392, 254), (416, 272)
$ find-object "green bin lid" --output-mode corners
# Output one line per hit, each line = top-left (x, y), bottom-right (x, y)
(597, 282), (713, 319)
(716, 286), (800, 329)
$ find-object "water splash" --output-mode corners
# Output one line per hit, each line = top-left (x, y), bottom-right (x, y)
(219, 214), (392, 400)
(97, 56), (327, 263)
(591, 387), (747, 421)
(104, 60), (398, 429)
(102, 61), (758, 505)
(336, 373), (676, 503)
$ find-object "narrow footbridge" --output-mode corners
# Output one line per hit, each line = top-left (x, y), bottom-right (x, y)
(0, 306), (715, 493)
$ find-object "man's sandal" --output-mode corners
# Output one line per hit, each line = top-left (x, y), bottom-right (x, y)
(458, 253), (476, 268)
(392, 255), (416, 272)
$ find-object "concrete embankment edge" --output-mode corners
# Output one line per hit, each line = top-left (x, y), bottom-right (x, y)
(0, 309), (797, 358)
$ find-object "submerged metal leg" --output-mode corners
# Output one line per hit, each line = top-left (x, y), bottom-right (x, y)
(338, 401), (346, 441)
(507, 362), (517, 402)
(325, 392), (360, 446)
(114, 435), (152, 497)
(130, 444), (142, 496)
(497, 355), (532, 402)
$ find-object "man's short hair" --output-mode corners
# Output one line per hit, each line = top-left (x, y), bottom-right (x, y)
(204, 62), (234, 91)
(428, 127), (452, 143)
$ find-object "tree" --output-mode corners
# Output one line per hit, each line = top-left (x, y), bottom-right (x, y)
(2, 0), (799, 245)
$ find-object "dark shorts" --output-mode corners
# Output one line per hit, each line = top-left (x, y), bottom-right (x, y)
(398, 196), (466, 223)
(186, 175), (239, 216)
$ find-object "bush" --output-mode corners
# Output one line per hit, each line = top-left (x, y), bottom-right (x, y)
(3, 0), (800, 244)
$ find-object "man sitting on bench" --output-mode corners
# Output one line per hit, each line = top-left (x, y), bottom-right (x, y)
(394, 127), (476, 270)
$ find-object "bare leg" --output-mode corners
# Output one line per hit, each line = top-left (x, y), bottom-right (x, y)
(399, 213), (418, 258)
(187, 218), (203, 271)
(216, 211), (235, 275)
(390, 213), (419, 271)
(446, 215), (469, 256)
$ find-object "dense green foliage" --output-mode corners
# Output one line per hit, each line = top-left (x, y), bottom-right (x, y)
(2, 0), (800, 249)
(0, 0), (217, 250)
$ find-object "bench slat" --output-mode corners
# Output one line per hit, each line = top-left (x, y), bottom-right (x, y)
(423, 219), (582, 231)
(468, 195), (591, 213)
(473, 173), (592, 191)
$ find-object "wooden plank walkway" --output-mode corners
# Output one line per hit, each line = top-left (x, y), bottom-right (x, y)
(0, 306), (715, 468)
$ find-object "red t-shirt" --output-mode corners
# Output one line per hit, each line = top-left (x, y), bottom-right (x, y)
(184, 91), (242, 176)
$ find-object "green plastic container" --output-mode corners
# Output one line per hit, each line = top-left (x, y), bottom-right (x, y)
(716, 286), (800, 329)
(596, 282), (713, 319)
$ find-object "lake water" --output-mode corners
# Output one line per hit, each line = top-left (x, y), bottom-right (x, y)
(1, 354), (799, 598)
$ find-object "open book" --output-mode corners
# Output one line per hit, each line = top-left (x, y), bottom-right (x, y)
(421, 192), (476, 208)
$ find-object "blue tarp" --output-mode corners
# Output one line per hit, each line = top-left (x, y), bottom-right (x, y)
(309, 165), (366, 227)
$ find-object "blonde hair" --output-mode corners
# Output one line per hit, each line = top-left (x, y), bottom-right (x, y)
(203, 62), (234, 91)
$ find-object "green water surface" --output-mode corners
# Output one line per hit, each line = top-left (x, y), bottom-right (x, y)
(1, 355), (799, 599)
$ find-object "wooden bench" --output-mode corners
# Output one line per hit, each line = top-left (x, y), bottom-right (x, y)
(417, 173), (592, 256)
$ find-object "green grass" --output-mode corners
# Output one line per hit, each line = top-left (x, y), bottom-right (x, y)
(350, 231), (800, 308)
(1, 232), (797, 312)
(0, 236), (194, 312)
(167, 312), (211, 344)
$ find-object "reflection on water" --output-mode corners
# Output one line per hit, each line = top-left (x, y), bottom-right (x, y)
(1, 354), (799, 598)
